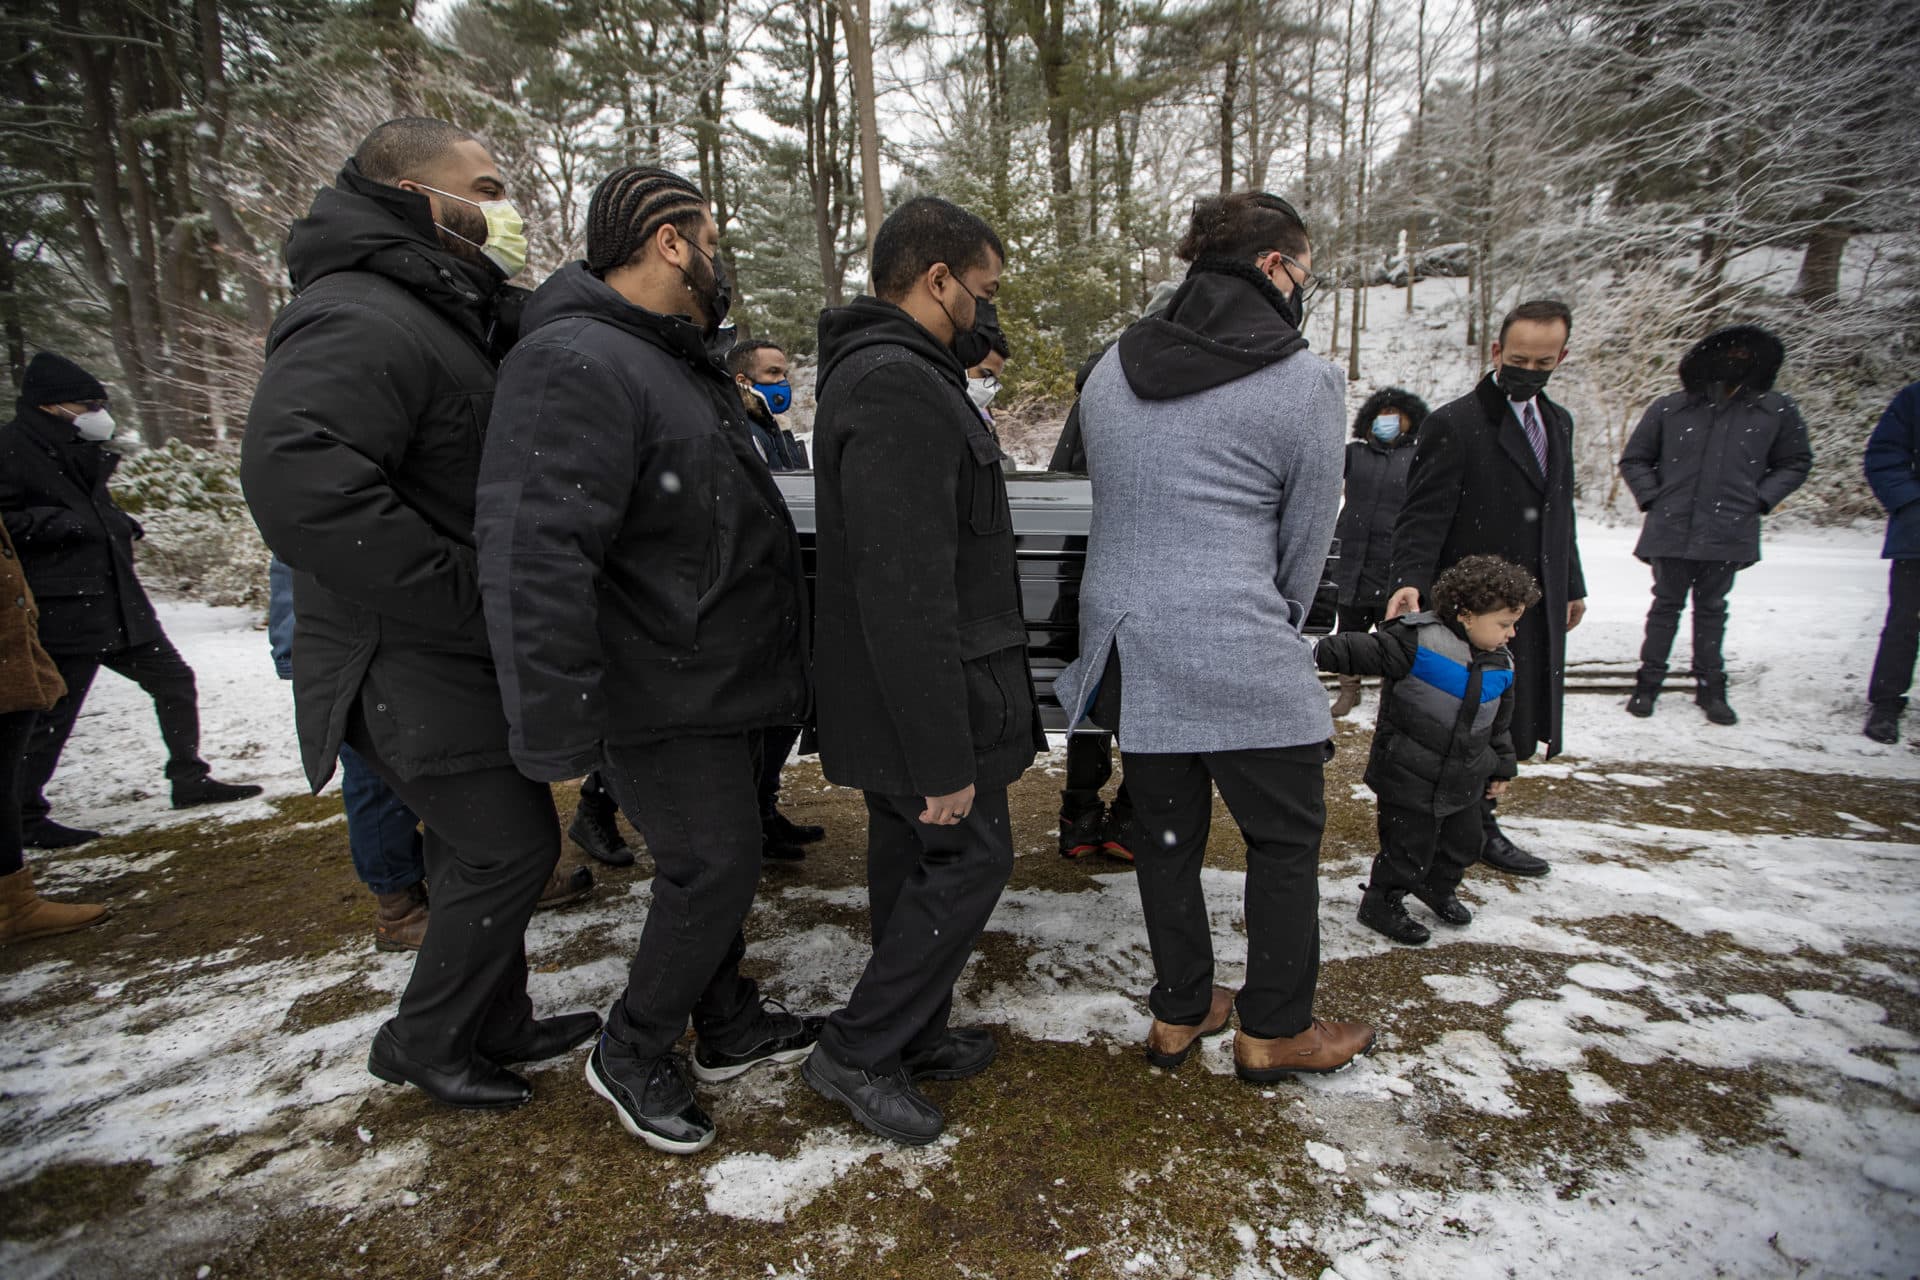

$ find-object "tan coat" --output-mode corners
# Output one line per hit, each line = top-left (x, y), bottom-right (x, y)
(0, 523), (66, 714)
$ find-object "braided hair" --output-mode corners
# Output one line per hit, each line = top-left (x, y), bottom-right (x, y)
(586, 165), (709, 275)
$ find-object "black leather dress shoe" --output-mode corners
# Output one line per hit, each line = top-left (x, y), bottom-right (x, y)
(901, 1027), (998, 1081)
(1480, 833), (1550, 877)
(480, 1011), (603, 1064)
(171, 777), (264, 809)
(765, 811), (826, 845)
(368, 1023), (532, 1109)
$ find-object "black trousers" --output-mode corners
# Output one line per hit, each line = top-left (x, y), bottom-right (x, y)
(1869, 559), (1920, 708)
(1062, 731), (1132, 821)
(1639, 558), (1742, 676)
(24, 637), (207, 823)
(1373, 801), (1483, 896)
(346, 715), (559, 1067)
(818, 784), (1015, 1073)
(756, 723), (803, 820)
(1120, 744), (1325, 1039)
(598, 734), (766, 1061)
(0, 709), (37, 876)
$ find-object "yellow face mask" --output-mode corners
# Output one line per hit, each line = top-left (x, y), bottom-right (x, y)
(414, 183), (530, 279)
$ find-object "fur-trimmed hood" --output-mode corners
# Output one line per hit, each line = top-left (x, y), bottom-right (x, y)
(1351, 386), (1431, 441)
(1679, 324), (1784, 395)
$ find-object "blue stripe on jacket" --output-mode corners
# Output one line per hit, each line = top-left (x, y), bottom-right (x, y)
(1410, 644), (1511, 703)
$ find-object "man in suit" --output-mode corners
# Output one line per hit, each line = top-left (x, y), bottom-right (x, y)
(1386, 299), (1587, 878)
(0, 352), (262, 848)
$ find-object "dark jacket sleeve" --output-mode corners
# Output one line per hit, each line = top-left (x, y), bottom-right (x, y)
(240, 301), (481, 630)
(1314, 624), (1416, 678)
(1048, 399), (1086, 473)
(267, 556), (294, 680)
(1389, 411), (1466, 602)
(1756, 397), (1814, 513)
(1618, 401), (1663, 510)
(1866, 385), (1920, 516)
(1489, 680), (1518, 779)
(839, 363), (975, 796)
(475, 344), (637, 782)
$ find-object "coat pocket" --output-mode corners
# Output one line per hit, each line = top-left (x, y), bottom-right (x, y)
(965, 422), (1011, 536)
(958, 608), (1029, 751)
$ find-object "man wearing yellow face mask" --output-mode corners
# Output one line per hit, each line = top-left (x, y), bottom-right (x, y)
(243, 117), (600, 1112)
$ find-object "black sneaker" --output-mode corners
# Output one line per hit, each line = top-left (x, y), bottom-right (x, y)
(801, 1046), (943, 1146)
(1411, 887), (1472, 926)
(22, 818), (101, 849)
(765, 811), (826, 846)
(584, 1040), (715, 1155)
(1059, 805), (1105, 858)
(171, 777), (263, 810)
(901, 1027), (998, 1081)
(1100, 809), (1138, 864)
(692, 1000), (823, 1083)
(569, 785), (634, 867)
(1357, 886), (1430, 945)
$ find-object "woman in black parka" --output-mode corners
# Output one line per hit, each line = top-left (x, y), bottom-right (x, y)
(1330, 387), (1430, 716)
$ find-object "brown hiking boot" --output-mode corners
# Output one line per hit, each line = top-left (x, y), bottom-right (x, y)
(1234, 1020), (1376, 1082)
(373, 882), (429, 953)
(1330, 675), (1363, 718)
(1144, 985), (1235, 1069)
(0, 866), (107, 945)
(537, 862), (594, 910)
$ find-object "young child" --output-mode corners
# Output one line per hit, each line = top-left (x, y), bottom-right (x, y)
(1314, 555), (1542, 944)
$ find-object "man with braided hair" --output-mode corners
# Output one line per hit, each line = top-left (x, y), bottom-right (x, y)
(476, 164), (819, 1155)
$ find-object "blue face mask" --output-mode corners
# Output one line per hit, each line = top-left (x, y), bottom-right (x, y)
(750, 380), (792, 415)
(1371, 415), (1402, 443)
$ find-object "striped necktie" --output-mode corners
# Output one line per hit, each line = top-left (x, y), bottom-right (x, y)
(1521, 401), (1548, 475)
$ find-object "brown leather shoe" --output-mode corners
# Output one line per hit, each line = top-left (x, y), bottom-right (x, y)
(1144, 985), (1235, 1069)
(373, 882), (429, 953)
(536, 863), (594, 910)
(1234, 1020), (1376, 1082)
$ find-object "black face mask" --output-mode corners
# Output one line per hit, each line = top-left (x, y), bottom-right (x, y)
(1497, 364), (1553, 402)
(681, 243), (733, 337)
(937, 278), (994, 369)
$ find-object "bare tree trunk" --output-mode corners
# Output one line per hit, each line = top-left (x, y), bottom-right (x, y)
(1407, 0), (1426, 316)
(843, 0), (885, 269)
(1347, 0), (1378, 382)
(1303, 0), (1326, 211)
(1793, 223), (1849, 306)
(1219, 52), (1239, 194)
(1327, 0), (1355, 358)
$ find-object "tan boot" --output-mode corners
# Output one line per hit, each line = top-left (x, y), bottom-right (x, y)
(373, 882), (429, 953)
(1233, 1020), (1376, 1082)
(1145, 985), (1236, 1069)
(0, 865), (107, 945)
(1330, 675), (1363, 718)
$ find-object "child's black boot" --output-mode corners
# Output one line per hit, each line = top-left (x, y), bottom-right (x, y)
(1358, 884), (1430, 945)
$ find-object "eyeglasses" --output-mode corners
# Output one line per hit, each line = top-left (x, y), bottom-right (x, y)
(1257, 250), (1320, 302)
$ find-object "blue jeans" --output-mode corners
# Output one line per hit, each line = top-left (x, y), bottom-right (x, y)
(338, 741), (424, 894)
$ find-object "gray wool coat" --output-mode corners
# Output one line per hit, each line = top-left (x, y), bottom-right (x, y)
(1055, 345), (1347, 753)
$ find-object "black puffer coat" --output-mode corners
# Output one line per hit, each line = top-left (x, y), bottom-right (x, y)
(811, 297), (1043, 798)
(241, 160), (527, 789)
(0, 406), (162, 656)
(475, 262), (809, 781)
(1333, 387), (1428, 607)
(1618, 325), (1812, 565)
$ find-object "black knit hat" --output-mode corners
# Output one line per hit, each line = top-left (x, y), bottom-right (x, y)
(21, 352), (107, 406)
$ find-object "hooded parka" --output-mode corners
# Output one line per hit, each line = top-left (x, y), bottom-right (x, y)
(1618, 324), (1812, 565)
(241, 160), (528, 790)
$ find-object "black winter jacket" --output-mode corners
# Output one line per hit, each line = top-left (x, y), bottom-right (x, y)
(241, 161), (527, 789)
(1619, 325), (1812, 565)
(1390, 374), (1585, 761)
(1333, 387), (1428, 608)
(1316, 613), (1516, 815)
(0, 407), (161, 656)
(811, 296), (1043, 797)
(475, 262), (809, 781)
(744, 398), (810, 472)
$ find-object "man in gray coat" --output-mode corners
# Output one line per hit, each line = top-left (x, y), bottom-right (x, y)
(1054, 192), (1374, 1084)
(1618, 324), (1812, 724)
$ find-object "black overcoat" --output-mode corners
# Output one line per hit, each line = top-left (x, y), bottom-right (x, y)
(0, 407), (162, 657)
(241, 162), (525, 790)
(1389, 373), (1585, 760)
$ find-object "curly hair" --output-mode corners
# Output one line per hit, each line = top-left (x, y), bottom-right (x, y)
(1432, 555), (1541, 619)
(1175, 191), (1308, 263)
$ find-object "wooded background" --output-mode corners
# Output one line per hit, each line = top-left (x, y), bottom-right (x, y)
(3, 0), (1917, 517)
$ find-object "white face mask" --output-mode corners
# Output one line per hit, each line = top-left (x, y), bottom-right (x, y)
(71, 409), (116, 441)
(967, 374), (1000, 411)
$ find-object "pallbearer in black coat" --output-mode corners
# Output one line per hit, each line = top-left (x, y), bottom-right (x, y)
(802, 197), (1043, 1146)
(244, 119), (598, 1112)
(1387, 300), (1588, 878)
